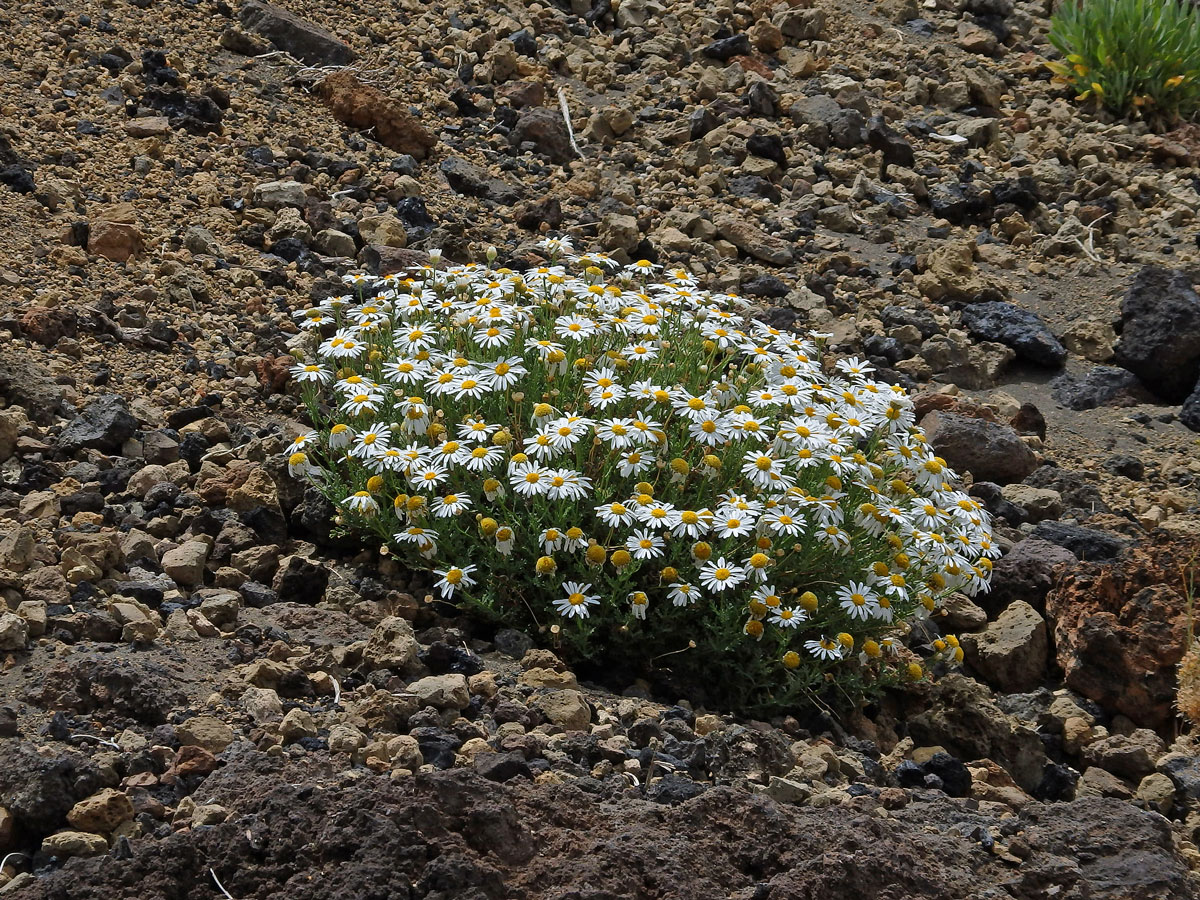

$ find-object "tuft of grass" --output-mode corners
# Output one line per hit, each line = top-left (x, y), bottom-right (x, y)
(1047, 0), (1200, 125)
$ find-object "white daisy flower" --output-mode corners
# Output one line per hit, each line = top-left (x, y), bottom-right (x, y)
(546, 468), (592, 502)
(340, 392), (383, 417)
(291, 363), (333, 384)
(488, 356), (527, 390)
(432, 493), (472, 518)
(343, 491), (380, 515)
(409, 464), (449, 492)
(637, 500), (676, 530)
(539, 527), (565, 554)
(287, 431), (318, 453)
(547, 417), (591, 453)
(510, 461), (550, 497)
(452, 373), (492, 401)
(629, 591), (649, 619)
(382, 359), (428, 385)
(769, 606), (805, 628)
(625, 529), (665, 560)
(555, 314), (597, 341)
(837, 581), (878, 621)
(554, 581), (599, 618)
(494, 525), (515, 555)
(287, 451), (318, 478)
(595, 501), (635, 528)
(669, 509), (710, 539)
(457, 417), (499, 443)
(596, 418), (637, 449)
(741, 451), (793, 490)
(760, 507), (804, 537)
(668, 582), (701, 607)
(349, 425), (390, 459)
(699, 557), (746, 593)
(805, 636), (844, 661)
(474, 324), (515, 349)
(621, 342), (660, 363)
(463, 444), (503, 472)
(714, 511), (754, 539)
(433, 564), (477, 599)
(688, 416), (732, 447)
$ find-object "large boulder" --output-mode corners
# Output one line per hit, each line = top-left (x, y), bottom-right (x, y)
(920, 410), (1037, 484)
(904, 674), (1046, 792)
(0, 743), (104, 843)
(1045, 544), (1188, 728)
(1113, 266), (1200, 402)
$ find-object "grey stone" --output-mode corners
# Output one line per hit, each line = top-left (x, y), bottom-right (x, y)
(57, 394), (137, 453)
(240, 0), (357, 66)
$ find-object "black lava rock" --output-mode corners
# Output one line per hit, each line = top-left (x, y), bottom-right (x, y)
(1050, 366), (1155, 411)
(922, 752), (971, 798)
(746, 132), (787, 168)
(410, 727), (462, 769)
(272, 555), (329, 604)
(646, 773), (708, 804)
(1113, 266), (1200, 402)
(867, 115), (914, 180)
(702, 34), (751, 61)
(57, 394), (137, 453)
(474, 751), (532, 782)
(960, 301), (1066, 367)
(493, 628), (535, 659)
(1102, 454), (1145, 480)
(689, 106), (718, 140)
(741, 274), (790, 299)
(1030, 521), (1129, 561)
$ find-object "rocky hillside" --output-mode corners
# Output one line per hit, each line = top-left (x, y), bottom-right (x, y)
(2, 0), (1200, 895)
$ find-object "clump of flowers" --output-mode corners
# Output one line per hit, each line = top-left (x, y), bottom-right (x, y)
(1047, 0), (1200, 124)
(285, 240), (993, 713)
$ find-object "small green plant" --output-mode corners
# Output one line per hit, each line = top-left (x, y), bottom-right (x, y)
(284, 241), (993, 714)
(1048, 0), (1200, 124)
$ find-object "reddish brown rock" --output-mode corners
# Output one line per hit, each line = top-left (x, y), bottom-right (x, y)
(162, 745), (218, 782)
(19, 306), (77, 347)
(87, 213), (143, 263)
(317, 71), (437, 159)
(498, 81), (545, 109)
(255, 355), (291, 393)
(1046, 544), (1190, 729)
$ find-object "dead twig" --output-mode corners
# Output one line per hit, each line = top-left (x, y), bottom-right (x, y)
(557, 87), (584, 159)
(211, 868), (237, 900)
(69, 733), (122, 750)
(1068, 212), (1110, 263)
